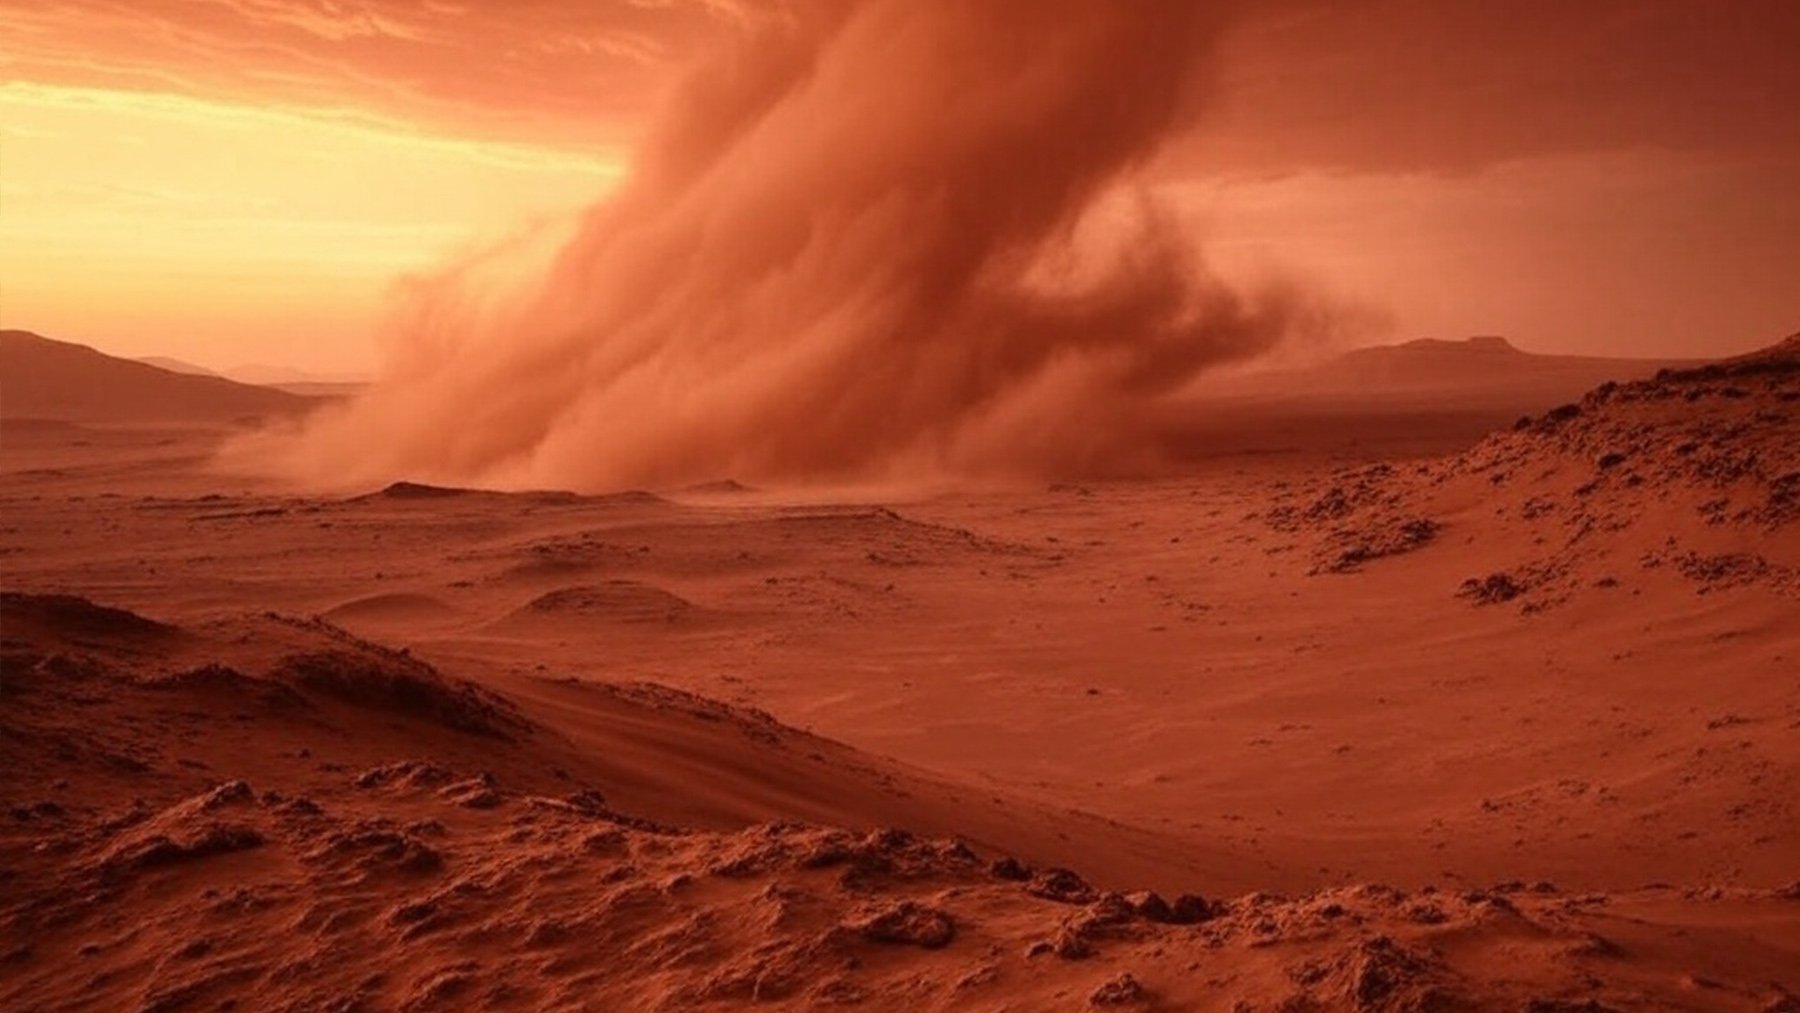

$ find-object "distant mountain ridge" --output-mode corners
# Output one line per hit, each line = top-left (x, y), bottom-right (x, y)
(1212, 335), (1701, 406)
(1329, 335), (1696, 389)
(1, 330), (316, 423)
(225, 362), (370, 386)
(134, 355), (221, 377)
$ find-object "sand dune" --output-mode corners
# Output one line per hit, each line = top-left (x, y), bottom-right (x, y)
(5, 591), (1797, 1010)
(0, 330), (317, 423)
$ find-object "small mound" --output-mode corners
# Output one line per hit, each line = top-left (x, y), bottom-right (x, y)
(371, 480), (470, 499)
(591, 489), (669, 506)
(1396, 334), (1520, 355)
(501, 581), (701, 627)
(321, 592), (462, 627)
(768, 506), (1039, 562)
(681, 478), (755, 494)
(357, 480), (620, 507)
(0, 591), (177, 649)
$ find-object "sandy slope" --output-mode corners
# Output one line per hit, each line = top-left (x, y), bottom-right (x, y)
(0, 331), (315, 423)
(3, 336), (1798, 1009)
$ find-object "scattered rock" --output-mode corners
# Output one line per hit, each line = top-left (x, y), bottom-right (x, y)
(1328, 517), (1440, 572)
(100, 823), (264, 877)
(1460, 572), (1525, 605)
(1523, 1000), (1625, 1013)
(990, 855), (1032, 881)
(311, 823), (444, 875)
(437, 773), (502, 809)
(354, 760), (453, 790)
(1167, 893), (1214, 924)
(1027, 867), (1097, 904)
(1090, 971), (1148, 1006)
(1342, 936), (1446, 1010)
(846, 900), (955, 949)
(1125, 890), (1173, 922)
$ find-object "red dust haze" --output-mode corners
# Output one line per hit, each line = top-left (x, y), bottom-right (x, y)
(252, 1), (1326, 491)
(7, 6), (1800, 1010)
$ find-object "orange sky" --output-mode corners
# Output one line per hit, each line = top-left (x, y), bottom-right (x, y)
(2, 0), (1796, 372)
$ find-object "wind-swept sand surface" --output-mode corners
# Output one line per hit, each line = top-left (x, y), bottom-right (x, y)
(3, 337), (1798, 1010)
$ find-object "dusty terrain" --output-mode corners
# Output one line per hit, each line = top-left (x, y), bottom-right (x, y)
(3, 336), (1798, 1010)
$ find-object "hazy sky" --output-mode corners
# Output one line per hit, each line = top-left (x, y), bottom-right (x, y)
(1, 0), (1795, 371)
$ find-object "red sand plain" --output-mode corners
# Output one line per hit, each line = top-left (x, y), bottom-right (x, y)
(3, 333), (1798, 1010)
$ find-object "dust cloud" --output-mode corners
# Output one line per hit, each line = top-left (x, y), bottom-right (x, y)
(255, 1), (1327, 491)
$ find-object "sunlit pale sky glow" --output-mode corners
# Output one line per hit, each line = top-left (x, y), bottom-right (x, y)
(2, 0), (1796, 372)
(1, 80), (621, 371)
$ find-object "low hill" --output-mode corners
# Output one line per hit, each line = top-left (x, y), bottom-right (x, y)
(0, 330), (315, 423)
(1268, 331), (1800, 602)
